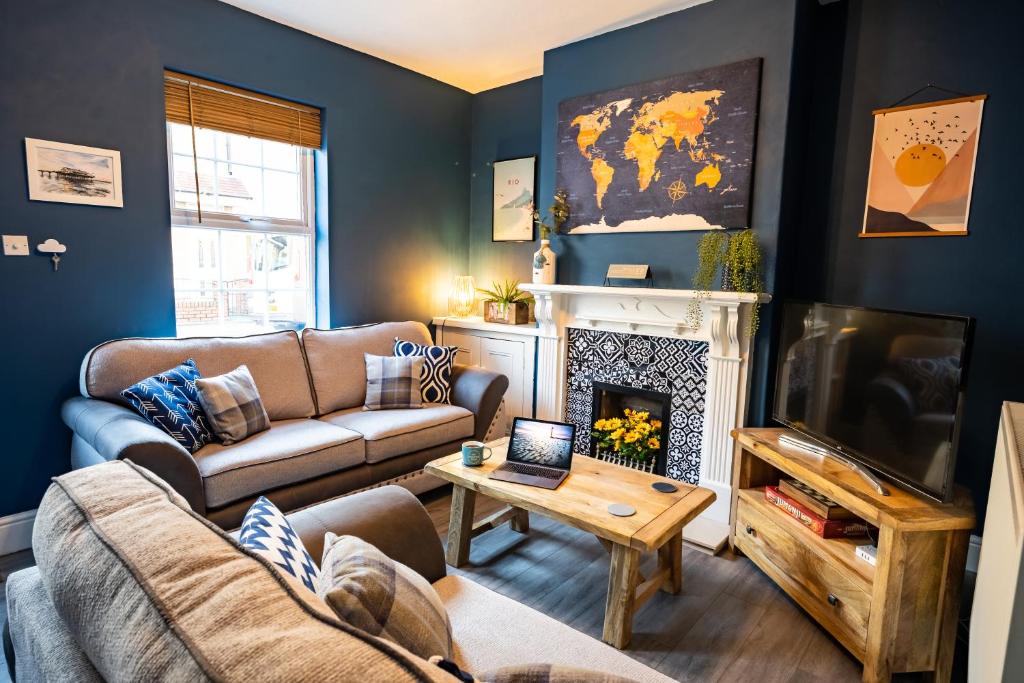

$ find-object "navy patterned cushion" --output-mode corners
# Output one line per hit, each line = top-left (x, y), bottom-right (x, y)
(239, 496), (320, 594)
(394, 338), (458, 404)
(120, 359), (213, 453)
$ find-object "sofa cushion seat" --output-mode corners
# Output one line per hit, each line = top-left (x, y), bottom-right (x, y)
(194, 419), (365, 508)
(434, 576), (674, 683)
(319, 405), (473, 464)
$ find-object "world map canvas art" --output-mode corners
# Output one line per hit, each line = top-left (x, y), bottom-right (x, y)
(556, 58), (760, 234)
(861, 95), (985, 237)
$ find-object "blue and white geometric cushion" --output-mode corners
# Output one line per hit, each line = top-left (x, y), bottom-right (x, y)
(394, 338), (458, 404)
(239, 496), (320, 594)
(120, 358), (213, 453)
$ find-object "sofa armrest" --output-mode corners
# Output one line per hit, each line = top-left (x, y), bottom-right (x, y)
(61, 397), (206, 515)
(449, 364), (509, 441)
(285, 485), (447, 583)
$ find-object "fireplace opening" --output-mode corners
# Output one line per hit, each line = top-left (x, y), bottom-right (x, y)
(590, 381), (671, 476)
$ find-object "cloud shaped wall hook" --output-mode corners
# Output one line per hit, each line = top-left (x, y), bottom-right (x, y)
(37, 238), (66, 272)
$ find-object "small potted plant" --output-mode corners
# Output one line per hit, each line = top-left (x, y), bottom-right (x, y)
(591, 408), (663, 473)
(477, 279), (533, 325)
(532, 189), (570, 285)
(687, 228), (763, 336)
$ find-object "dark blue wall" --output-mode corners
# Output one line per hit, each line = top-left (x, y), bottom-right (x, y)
(468, 77), (543, 287)
(0, 0), (470, 516)
(792, 0), (1024, 522)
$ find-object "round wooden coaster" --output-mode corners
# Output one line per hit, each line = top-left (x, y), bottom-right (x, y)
(652, 481), (678, 493)
(607, 503), (636, 517)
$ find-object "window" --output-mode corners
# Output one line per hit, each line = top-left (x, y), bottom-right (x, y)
(164, 71), (321, 338)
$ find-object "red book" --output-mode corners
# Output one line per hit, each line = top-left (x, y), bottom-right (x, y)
(765, 486), (869, 539)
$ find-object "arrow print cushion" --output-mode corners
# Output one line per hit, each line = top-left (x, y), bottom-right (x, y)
(121, 358), (213, 453)
(393, 338), (458, 404)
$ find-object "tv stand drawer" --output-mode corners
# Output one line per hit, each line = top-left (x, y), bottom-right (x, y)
(735, 492), (871, 656)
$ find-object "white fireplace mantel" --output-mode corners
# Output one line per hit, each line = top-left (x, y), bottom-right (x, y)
(521, 283), (771, 551)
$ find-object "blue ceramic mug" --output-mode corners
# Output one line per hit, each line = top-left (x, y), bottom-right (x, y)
(461, 441), (493, 467)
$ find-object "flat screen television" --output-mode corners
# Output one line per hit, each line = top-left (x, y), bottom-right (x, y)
(773, 302), (973, 502)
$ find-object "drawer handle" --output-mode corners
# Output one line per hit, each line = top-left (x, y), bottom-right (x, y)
(827, 593), (839, 607)
(745, 524), (755, 536)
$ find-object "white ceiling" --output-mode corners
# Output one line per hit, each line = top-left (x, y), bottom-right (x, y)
(218, 0), (711, 93)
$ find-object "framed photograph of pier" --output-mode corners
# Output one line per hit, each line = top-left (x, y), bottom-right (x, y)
(25, 138), (123, 208)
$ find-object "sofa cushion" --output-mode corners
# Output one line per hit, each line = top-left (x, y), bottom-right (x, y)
(31, 460), (458, 682)
(80, 330), (316, 421)
(434, 576), (674, 683)
(196, 364), (270, 445)
(194, 418), (365, 508)
(394, 338), (459, 404)
(302, 322), (433, 414)
(120, 358), (214, 453)
(240, 496), (321, 593)
(319, 404), (473, 464)
(318, 532), (453, 660)
(364, 353), (425, 410)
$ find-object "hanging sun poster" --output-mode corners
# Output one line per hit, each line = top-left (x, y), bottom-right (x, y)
(861, 95), (986, 237)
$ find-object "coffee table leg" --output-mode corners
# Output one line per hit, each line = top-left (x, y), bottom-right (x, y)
(657, 533), (683, 594)
(445, 485), (477, 567)
(603, 544), (641, 649)
(510, 506), (529, 533)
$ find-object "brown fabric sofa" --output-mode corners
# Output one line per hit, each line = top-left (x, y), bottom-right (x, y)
(4, 462), (672, 682)
(61, 322), (508, 529)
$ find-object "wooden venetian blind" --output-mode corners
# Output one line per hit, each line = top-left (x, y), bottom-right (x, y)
(164, 70), (321, 149)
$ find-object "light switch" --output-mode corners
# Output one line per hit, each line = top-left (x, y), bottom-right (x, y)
(2, 235), (30, 256)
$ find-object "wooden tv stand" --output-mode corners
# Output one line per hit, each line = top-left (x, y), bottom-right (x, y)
(730, 429), (974, 683)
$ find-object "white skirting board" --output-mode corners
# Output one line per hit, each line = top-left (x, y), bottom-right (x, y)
(0, 509), (36, 555)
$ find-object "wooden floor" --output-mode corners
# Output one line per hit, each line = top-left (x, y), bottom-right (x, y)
(420, 487), (946, 683)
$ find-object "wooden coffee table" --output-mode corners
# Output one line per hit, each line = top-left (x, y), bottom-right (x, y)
(425, 438), (716, 649)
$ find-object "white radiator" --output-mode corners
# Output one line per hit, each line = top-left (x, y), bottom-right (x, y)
(970, 401), (1024, 682)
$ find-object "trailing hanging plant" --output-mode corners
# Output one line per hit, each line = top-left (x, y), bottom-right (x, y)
(723, 229), (764, 336)
(686, 229), (764, 337)
(534, 188), (571, 239)
(687, 231), (729, 330)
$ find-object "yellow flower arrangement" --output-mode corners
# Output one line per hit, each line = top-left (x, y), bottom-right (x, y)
(591, 407), (663, 464)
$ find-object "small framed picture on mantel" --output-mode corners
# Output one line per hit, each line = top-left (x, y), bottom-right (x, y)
(492, 156), (535, 242)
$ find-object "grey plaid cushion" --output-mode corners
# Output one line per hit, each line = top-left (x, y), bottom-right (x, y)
(363, 353), (424, 410)
(195, 364), (270, 445)
(317, 532), (453, 660)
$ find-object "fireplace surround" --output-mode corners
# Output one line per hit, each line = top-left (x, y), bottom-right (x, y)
(521, 283), (770, 550)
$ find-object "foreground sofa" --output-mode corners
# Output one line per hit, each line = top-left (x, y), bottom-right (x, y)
(61, 321), (508, 529)
(4, 462), (672, 682)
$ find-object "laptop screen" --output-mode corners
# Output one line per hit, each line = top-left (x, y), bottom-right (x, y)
(506, 418), (577, 470)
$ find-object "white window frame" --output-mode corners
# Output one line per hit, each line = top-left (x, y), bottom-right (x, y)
(166, 123), (317, 335)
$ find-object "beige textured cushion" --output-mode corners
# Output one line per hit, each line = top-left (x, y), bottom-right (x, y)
(319, 404), (473, 463)
(31, 460), (458, 682)
(302, 322), (432, 414)
(435, 576), (674, 683)
(193, 418), (365, 508)
(318, 533), (454, 661)
(80, 331), (316, 421)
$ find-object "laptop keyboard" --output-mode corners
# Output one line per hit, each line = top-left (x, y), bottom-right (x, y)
(501, 462), (563, 479)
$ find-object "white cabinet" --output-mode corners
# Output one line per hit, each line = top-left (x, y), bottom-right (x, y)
(433, 317), (538, 434)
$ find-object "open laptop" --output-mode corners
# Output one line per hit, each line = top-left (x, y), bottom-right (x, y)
(489, 417), (577, 490)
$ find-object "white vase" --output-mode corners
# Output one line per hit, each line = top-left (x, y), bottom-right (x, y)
(532, 239), (556, 285)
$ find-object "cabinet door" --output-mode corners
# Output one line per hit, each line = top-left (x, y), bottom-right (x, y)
(439, 329), (480, 367)
(479, 337), (524, 433)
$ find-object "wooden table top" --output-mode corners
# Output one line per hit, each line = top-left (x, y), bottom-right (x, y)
(425, 438), (716, 552)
